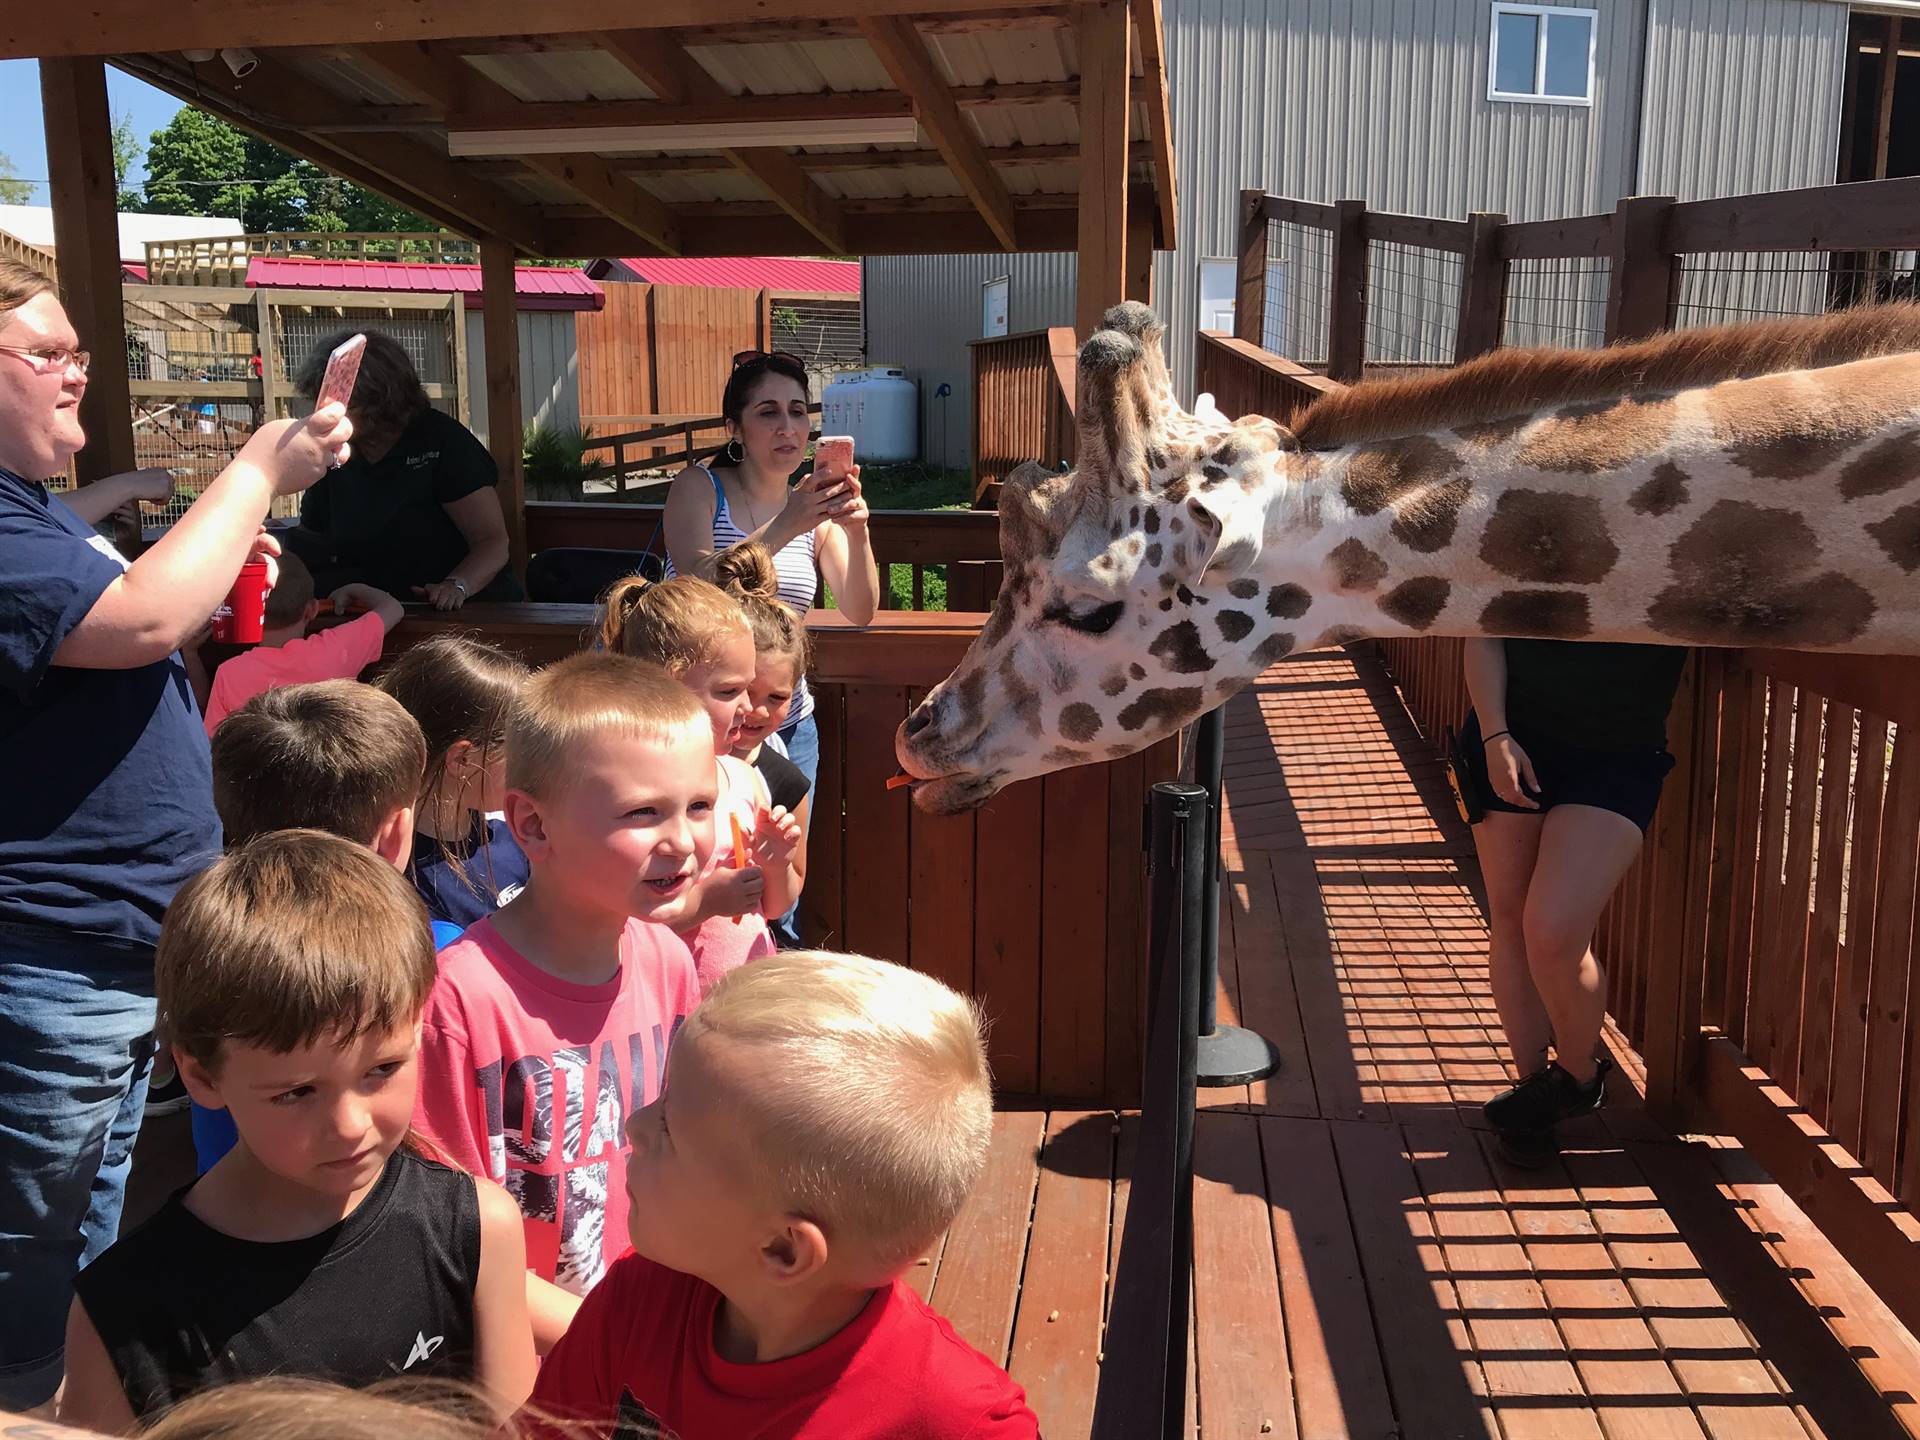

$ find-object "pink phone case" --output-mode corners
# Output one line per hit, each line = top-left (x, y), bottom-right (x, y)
(814, 435), (855, 483)
(316, 333), (367, 410)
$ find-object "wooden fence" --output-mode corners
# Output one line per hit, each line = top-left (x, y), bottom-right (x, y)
(375, 605), (1175, 1106)
(1217, 170), (1920, 1332)
(143, 231), (479, 285)
(970, 327), (1077, 503)
(576, 282), (771, 439)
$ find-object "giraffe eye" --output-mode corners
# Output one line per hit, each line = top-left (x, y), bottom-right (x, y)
(1042, 599), (1125, 635)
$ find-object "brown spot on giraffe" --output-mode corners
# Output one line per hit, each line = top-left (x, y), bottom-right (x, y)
(1144, 542), (1163, 567)
(1215, 610), (1255, 643)
(1047, 655), (1079, 696)
(1378, 576), (1451, 631)
(1707, 362), (1915, 480)
(1342, 434), (1465, 516)
(1226, 578), (1260, 600)
(1390, 474), (1473, 553)
(1169, 516), (1186, 535)
(1313, 624), (1371, 649)
(1840, 430), (1920, 501)
(1515, 395), (1678, 474)
(1867, 500), (1920, 573)
(1144, 508), (1161, 535)
(1125, 535), (1143, 557)
(1478, 490), (1620, 584)
(1326, 538), (1389, 592)
(1628, 462), (1690, 517)
(1118, 686), (1205, 732)
(1043, 747), (1091, 766)
(1268, 584), (1312, 619)
(1646, 499), (1875, 645)
(1479, 589), (1592, 638)
(1148, 620), (1216, 674)
(1059, 703), (1103, 743)
(999, 655), (1042, 729)
(1453, 415), (1532, 450)
(1128, 663), (1148, 681)
(1250, 632), (1297, 668)
(1098, 670), (1129, 698)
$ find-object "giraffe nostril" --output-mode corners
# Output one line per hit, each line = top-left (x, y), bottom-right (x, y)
(904, 706), (936, 739)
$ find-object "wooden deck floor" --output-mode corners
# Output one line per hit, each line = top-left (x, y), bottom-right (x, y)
(930, 647), (1920, 1440)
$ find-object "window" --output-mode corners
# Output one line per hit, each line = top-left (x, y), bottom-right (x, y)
(1489, 3), (1595, 105)
(981, 276), (1009, 338)
(1197, 257), (1287, 345)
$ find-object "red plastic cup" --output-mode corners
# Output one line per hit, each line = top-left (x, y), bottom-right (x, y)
(813, 435), (855, 484)
(211, 560), (271, 644)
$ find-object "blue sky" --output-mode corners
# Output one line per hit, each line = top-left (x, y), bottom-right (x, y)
(0, 60), (183, 204)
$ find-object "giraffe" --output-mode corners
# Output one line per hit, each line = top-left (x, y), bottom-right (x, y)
(894, 300), (1920, 813)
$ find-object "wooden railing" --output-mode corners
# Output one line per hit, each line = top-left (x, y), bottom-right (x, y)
(970, 326), (1077, 504)
(1194, 331), (1341, 426)
(144, 231), (479, 285)
(1221, 166), (1920, 1331)
(378, 604), (1176, 1106)
(579, 405), (823, 494)
(525, 501), (1005, 612)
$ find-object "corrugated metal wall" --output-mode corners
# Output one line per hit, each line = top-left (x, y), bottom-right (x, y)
(865, 0), (1850, 464)
(465, 310), (582, 447)
(861, 251), (1077, 469)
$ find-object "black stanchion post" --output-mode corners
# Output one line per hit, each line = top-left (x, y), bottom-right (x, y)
(1190, 706), (1283, 1086)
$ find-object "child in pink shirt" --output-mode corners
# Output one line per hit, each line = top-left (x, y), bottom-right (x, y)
(414, 654), (710, 1353)
(598, 570), (802, 994)
(202, 550), (402, 735)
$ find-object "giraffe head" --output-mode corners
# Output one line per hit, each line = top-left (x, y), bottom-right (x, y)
(896, 303), (1309, 812)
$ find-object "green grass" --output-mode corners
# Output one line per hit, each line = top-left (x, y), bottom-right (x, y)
(857, 462), (973, 512)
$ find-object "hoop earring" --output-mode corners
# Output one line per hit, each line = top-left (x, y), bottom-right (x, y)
(726, 438), (744, 464)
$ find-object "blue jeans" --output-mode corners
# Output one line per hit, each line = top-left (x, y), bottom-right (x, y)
(0, 921), (157, 1408)
(774, 709), (820, 947)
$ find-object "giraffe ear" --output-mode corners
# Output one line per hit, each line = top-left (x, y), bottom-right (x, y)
(1182, 484), (1264, 583)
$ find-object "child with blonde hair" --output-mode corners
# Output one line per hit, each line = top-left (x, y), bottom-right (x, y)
(60, 832), (535, 1432)
(376, 634), (530, 943)
(598, 573), (801, 991)
(413, 653), (707, 1351)
(523, 952), (1038, 1439)
(707, 543), (812, 946)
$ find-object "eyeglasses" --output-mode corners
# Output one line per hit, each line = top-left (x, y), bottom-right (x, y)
(0, 345), (90, 375)
(731, 349), (804, 370)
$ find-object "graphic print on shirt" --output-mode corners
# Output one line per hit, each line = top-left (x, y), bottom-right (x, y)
(403, 1332), (445, 1370)
(470, 1017), (683, 1294)
(614, 1388), (680, 1440)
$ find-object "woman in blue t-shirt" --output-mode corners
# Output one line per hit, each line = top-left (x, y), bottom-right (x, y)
(0, 257), (352, 1410)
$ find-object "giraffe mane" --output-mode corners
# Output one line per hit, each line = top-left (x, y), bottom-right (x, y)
(1290, 302), (1920, 453)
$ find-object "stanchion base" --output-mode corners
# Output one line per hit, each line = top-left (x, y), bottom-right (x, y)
(1196, 1025), (1282, 1087)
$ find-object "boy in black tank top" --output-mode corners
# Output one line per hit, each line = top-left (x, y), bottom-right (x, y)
(59, 832), (536, 1431)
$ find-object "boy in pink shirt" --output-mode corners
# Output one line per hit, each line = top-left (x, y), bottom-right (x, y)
(414, 653), (710, 1353)
(202, 550), (402, 735)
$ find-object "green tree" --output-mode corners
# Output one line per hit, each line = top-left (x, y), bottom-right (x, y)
(138, 107), (431, 234)
(111, 111), (141, 211)
(0, 151), (35, 205)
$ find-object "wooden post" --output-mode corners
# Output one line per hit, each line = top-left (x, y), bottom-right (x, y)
(1073, 0), (1131, 341)
(1604, 194), (1679, 343)
(41, 59), (136, 543)
(1326, 197), (1369, 383)
(1125, 193), (1154, 305)
(756, 287), (771, 352)
(1874, 16), (1903, 181)
(1640, 652), (1711, 1127)
(1234, 188), (1268, 346)
(450, 292), (472, 429)
(480, 237), (526, 580)
(254, 290), (278, 425)
(1453, 210), (1509, 362)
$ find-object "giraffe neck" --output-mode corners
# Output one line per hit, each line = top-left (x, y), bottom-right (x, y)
(1265, 393), (1920, 656)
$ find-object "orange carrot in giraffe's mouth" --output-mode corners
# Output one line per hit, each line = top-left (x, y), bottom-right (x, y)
(886, 773), (914, 791)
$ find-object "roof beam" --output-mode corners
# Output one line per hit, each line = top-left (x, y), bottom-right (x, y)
(424, 14), (1075, 51)
(460, 141), (1150, 178)
(351, 41), (682, 254)
(546, 201), (1078, 259)
(0, 0), (1069, 58)
(110, 55), (543, 250)
(857, 15), (1017, 250)
(593, 29), (848, 254)
(1129, 0), (1177, 246)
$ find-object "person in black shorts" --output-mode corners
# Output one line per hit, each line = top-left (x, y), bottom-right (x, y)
(1460, 638), (1687, 1166)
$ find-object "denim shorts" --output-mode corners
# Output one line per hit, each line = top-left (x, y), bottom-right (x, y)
(1459, 710), (1675, 834)
(0, 920), (157, 1408)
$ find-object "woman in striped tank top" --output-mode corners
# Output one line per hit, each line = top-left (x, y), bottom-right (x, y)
(663, 350), (879, 808)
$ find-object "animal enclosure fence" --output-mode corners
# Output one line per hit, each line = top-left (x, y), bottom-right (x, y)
(1218, 169), (1920, 1337)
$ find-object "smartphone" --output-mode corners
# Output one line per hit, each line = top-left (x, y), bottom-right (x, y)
(813, 434), (855, 486)
(316, 333), (367, 411)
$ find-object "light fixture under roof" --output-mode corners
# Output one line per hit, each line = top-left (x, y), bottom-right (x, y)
(447, 117), (920, 157)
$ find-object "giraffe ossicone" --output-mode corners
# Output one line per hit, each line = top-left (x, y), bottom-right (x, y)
(895, 300), (1920, 814)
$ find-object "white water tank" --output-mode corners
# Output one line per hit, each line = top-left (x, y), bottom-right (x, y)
(821, 366), (918, 464)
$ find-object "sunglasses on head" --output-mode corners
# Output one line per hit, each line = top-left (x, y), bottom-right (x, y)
(731, 349), (805, 370)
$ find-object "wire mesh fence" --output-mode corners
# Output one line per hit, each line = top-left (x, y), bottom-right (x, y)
(1673, 249), (1919, 330)
(1363, 240), (1463, 371)
(1501, 257), (1611, 349)
(272, 305), (461, 401)
(1262, 219), (1333, 365)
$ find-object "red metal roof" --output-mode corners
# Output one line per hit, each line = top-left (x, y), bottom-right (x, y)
(243, 257), (605, 311)
(612, 256), (859, 295)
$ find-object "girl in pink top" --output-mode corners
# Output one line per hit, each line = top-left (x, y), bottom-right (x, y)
(598, 569), (802, 994)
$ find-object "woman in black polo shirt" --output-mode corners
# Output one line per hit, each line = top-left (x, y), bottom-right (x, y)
(1458, 637), (1687, 1166)
(292, 331), (520, 609)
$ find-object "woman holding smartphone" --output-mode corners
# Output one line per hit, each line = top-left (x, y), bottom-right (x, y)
(662, 348), (880, 798)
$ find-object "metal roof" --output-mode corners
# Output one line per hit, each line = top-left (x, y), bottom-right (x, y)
(245, 257), (606, 311)
(605, 256), (860, 293)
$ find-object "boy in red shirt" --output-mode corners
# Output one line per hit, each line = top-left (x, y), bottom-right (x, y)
(524, 951), (1039, 1440)
(415, 654), (730, 1352)
(202, 550), (402, 735)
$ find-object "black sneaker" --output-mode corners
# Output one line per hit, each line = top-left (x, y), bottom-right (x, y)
(1483, 1056), (1612, 1133)
(1496, 1126), (1557, 1170)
